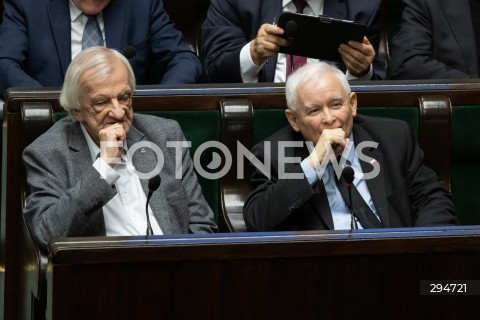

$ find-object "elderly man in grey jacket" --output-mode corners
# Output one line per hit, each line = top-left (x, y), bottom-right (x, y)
(23, 47), (217, 250)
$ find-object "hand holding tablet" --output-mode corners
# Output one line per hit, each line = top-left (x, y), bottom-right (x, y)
(277, 12), (367, 63)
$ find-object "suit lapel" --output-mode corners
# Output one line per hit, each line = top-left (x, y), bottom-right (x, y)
(323, 0), (347, 19)
(440, 0), (478, 76)
(66, 121), (106, 234)
(125, 123), (149, 191)
(261, 0), (283, 32)
(264, 54), (279, 82)
(103, 0), (126, 49)
(47, 1), (72, 76)
(68, 122), (98, 175)
(311, 182), (335, 229)
(261, 0), (284, 82)
(294, 133), (335, 229)
(353, 125), (390, 227)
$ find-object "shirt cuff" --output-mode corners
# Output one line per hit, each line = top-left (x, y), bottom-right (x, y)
(93, 157), (120, 186)
(346, 64), (373, 81)
(300, 158), (319, 185)
(240, 41), (266, 83)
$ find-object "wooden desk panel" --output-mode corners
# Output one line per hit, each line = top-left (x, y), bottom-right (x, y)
(47, 227), (480, 320)
(4, 81), (480, 319)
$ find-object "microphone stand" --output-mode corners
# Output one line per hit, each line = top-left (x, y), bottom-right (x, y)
(145, 194), (154, 236)
(145, 175), (161, 236)
(347, 182), (358, 230)
(342, 166), (358, 231)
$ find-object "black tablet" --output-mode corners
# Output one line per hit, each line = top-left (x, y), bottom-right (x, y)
(277, 12), (367, 63)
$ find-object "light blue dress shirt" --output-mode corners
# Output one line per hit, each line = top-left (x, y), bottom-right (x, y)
(300, 134), (380, 229)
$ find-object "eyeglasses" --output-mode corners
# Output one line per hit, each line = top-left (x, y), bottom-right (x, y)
(88, 90), (132, 113)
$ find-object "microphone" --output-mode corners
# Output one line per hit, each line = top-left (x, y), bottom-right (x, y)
(121, 46), (137, 59)
(341, 166), (358, 230)
(145, 175), (161, 235)
(121, 35), (152, 59)
(284, 20), (298, 40)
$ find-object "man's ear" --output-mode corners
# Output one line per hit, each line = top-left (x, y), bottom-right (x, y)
(71, 108), (84, 122)
(285, 109), (300, 132)
(349, 92), (357, 116)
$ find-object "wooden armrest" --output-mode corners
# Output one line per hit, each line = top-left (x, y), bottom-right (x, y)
(418, 95), (452, 191)
(220, 99), (252, 232)
(21, 102), (53, 319)
(21, 102), (53, 147)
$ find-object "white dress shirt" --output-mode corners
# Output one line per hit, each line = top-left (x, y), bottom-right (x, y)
(69, 0), (106, 60)
(80, 124), (163, 236)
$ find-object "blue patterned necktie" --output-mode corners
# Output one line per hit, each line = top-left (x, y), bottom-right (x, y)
(82, 14), (104, 49)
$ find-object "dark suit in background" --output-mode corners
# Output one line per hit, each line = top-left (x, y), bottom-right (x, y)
(389, 0), (478, 79)
(201, 0), (386, 83)
(244, 115), (457, 231)
(0, 0), (201, 95)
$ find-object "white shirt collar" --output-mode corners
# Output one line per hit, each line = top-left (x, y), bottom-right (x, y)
(282, 0), (324, 16)
(69, 0), (83, 23)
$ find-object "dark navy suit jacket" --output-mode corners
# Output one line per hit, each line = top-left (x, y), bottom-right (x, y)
(389, 0), (478, 79)
(0, 0), (202, 95)
(201, 0), (386, 82)
(243, 115), (458, 231)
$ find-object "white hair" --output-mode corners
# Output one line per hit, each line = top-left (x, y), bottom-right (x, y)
(59, 47), (136, 116)
(285, 61), (351, 111)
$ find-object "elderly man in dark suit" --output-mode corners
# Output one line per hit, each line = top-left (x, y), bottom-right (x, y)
(23, 47), (217, 250)
(0, 0), (201, 96)
(201, 0), (386, 83)
(390, 0), (479, 79)
(244, 61), (457, 231)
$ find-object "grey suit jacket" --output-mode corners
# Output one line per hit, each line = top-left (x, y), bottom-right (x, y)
(23, 114), (217, 249)
(389, 0), (478, 79)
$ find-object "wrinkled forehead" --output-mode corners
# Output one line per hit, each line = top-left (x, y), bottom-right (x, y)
(298, 77), (348, 103)
(79, 61), (131, 98)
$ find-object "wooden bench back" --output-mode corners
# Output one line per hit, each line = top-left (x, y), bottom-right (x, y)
(4, 80), (480, 319)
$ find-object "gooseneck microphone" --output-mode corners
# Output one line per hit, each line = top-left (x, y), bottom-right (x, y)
(342, 166), (358, 230)
(284, 20), (298, 40)
(121, 34), (152, 59)
(145, 175), (161, 235)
